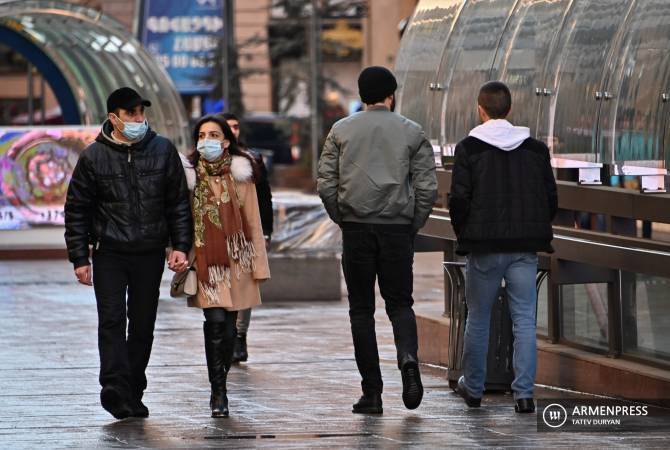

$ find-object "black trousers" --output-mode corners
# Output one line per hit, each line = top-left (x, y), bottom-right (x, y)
(92, 248), (165, 400)
(341, 222), (418, 395)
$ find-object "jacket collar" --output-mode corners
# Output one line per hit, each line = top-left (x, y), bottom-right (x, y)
(96, 119), (156, 153)
(366, 104), (390, 111)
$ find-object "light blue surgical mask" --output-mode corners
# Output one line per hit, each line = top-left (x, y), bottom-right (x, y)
(197, 139), (223, 161)
(113, 114), (148, 141)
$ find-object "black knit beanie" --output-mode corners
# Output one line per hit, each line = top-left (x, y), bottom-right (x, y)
(358, 66), (397, 105)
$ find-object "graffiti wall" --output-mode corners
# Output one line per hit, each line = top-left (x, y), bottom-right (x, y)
(0, 126), (98, 230)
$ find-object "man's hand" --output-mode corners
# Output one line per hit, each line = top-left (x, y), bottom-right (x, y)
(168, 250), (188, 273)
(74, 265), (92, 286)
(264, 236), (271, 251)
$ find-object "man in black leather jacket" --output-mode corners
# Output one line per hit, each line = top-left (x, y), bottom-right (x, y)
(64, 87), (192, 420)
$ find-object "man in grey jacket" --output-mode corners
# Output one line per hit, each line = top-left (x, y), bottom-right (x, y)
(317, 66), (438, 414)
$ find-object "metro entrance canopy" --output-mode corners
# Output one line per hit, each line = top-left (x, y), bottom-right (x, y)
(0, 0), (190, 148)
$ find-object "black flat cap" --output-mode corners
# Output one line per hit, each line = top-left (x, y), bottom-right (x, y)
(107, 87), (151, 113)
(358, 66), (397, 105)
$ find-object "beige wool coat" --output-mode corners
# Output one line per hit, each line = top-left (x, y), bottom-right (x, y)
(185, 155), (270, 311)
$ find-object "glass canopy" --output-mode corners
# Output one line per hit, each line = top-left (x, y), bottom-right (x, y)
(397, 0), (670, 170)
(0, 0), (190, 149)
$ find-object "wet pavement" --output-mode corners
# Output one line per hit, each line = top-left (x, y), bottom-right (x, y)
(0, 257), (667, 449)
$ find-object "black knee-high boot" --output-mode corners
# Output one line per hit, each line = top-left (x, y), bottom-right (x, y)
(204, 321), (230, 417)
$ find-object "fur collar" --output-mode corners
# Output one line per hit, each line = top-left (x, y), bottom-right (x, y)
(231, 155), (253, 182)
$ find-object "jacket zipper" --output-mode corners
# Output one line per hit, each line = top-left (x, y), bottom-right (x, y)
(128, 148), (141, 240)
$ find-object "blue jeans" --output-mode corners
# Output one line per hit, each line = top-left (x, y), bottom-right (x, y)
(462, 252), (538, 400)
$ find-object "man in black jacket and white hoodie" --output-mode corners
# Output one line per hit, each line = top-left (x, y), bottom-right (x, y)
(448, 81), (557, 414)
(64, 87), (192, 420)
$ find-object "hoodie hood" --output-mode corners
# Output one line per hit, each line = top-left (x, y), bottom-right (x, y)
(96, 119), (156, 152)
(468, 119), (530, 151)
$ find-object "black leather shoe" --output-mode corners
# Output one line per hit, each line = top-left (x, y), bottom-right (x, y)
(456, 376), (481, 408)
(210, 391), (229, 418)
(352, 394), (383, 414)
(515, 398), (535, 413)
(129, 398), (149, 418)
(400, 358), (423, 410)
(100, 386), (132, 420)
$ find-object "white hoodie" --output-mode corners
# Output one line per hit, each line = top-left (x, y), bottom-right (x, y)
(468, 119), (530, 151)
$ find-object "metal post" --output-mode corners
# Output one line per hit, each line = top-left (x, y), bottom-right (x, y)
(40, 74), (46, 125)
(133, 0), (142, 38)
(27, 65), (34, 126)
(607, 271), (623, 358)
(547, 277), (561, 344)
(309, 0), (322, 180)
(222, 0), (234, 112)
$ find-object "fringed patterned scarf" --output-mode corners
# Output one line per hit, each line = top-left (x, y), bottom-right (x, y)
(193, 152), (257, 305)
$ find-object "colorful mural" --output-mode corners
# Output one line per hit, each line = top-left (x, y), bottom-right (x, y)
(0, 126), (98, 229)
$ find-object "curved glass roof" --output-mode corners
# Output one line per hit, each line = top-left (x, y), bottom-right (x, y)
(0, 0), (190, 149)
(397, 0), (670, 169)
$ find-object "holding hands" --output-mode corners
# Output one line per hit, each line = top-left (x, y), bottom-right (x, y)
(168, 250), (189, 273)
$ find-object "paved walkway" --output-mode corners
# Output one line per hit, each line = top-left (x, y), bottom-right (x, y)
(0, 258), (666, 448)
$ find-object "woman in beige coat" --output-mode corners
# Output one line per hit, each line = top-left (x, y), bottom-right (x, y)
(186, 115), (270, 418)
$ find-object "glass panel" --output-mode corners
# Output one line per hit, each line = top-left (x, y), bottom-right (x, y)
(622, 273), (670, 364)
(394, 0), (462, 128)
(560, 283), (609, 350)
(62, 28), (133, 123)
(599, 1), (670, 167)
(490, 0), (569, 138)
(539, 0), (630, 162)
(436, 0), (517, 146)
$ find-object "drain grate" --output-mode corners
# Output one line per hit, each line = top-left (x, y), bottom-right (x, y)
(205, 432), (372, 440)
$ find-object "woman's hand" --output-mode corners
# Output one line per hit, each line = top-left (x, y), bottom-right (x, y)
(168, 250), (189, 273)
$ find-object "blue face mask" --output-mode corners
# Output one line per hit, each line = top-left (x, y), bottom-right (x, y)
(113, 114), (148, 141)
(197, 139), (223, 161)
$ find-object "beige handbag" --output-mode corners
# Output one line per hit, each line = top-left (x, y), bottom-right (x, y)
(169, 248), (197, 298)
(170, 267), (198, 298)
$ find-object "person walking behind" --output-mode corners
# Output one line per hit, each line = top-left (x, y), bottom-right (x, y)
(317, 66), (438, 414)
(220, 112), (273, 363)
(64, 87), (192, 420)
(448, 81), (557, 414)
(188, 115), (270, 417)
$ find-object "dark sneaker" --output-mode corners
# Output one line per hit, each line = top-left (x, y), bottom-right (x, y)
(456, 376), (481, 408)
(400, 359), (423, 410)
(515, 398), (535, 413)
(352, 394), (383, 414)
(100, 386), (132, 420)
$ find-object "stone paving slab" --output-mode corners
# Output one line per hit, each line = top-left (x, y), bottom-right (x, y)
(0, 259), (667, 449)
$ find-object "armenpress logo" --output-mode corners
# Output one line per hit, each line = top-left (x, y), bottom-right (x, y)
(543, 403), (568, 428)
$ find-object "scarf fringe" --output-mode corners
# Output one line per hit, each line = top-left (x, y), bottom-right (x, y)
(199, 265), (232, 305)
(226, 231), (257, 278)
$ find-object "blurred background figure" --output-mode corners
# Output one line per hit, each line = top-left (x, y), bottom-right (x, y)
(221, 112), (274, 363)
